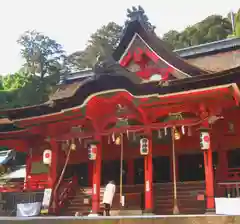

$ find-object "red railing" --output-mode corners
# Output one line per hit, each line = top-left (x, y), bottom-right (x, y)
(51, 147), (72, 214)
(226, 168), (240, 181)
(55, 176), (78, 214)
(216, 182), (240, 198)
(0, 180), (49, 193)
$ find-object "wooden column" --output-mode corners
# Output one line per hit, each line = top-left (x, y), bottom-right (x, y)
(127, 159), (134, 185)
(201, 123), (215, 212)
(144, 137), (153, 213)
(91, 140), (102, 215)
(50, 139), (58, 188)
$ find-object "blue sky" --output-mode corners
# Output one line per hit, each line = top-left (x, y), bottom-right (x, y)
(0, 0), (239, 74)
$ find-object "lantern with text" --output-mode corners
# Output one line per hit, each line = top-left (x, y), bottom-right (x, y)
(140, 138), (149, 155)
(200, 132), (210, 150)
(43, 150), (52, 165)
(88, 144), (97, 160)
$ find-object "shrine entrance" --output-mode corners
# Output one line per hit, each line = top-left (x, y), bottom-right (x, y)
(101, 160), (127, 186)
(178, 154), (205, 181)
(134, 156), (171, 184)
(153, 156), (171, 183)
(64, 163), (89, 186)
(178, 153), (218, 181)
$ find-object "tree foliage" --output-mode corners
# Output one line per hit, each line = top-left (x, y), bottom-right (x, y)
(229, 10), (240, 37)
(67, 22), (122, 70)
(163, 15), (232, 49)
(17, 30), (67, 80)
(0, 31), (67, 109)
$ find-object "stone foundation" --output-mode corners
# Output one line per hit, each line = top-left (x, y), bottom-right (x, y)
(0, 215), (239, 224)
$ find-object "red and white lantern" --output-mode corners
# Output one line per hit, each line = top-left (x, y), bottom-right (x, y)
(88, 144), (97, 160)
(43, 149), (52, 165)
(200, 132), (210, 150)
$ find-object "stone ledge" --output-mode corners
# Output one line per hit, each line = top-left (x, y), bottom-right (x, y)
(0, 215), (239, 224)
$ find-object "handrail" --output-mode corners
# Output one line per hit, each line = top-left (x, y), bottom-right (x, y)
(216, 182), (240, 198)
(51, 147), (72, 213)
(0, 180), (49, 192)
(57, 177), (77, 213)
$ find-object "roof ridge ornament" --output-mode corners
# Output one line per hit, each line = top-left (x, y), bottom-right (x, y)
(123, 6), (156, 34)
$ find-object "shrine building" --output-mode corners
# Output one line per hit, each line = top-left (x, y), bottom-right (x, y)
(1, 11), (240, 216)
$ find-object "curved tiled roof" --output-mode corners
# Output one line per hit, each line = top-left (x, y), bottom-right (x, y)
(0, 65), (240, 122)
(113, 20), (208, 76)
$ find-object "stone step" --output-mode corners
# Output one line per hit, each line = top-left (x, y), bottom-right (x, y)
(60, 182), (206, 216)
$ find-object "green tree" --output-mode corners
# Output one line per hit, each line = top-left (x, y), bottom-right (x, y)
(68, 22), (122, 70)
(17, 30), (66, 80)
(163, 15), (232, 49)
(0, 31), (66, 109)
(1, 72), (31, 90)
(234, 10), (240, 37)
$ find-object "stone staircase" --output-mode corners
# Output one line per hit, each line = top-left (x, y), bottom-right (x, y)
(60, 187), (104, 216)
(154, 181), (206, 215)
(60, 185), (143, 216)
(60, 181), (205, 216)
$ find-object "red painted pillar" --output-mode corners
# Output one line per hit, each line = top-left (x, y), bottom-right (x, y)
(91, 141), (102, 214)
(127, 159), (134, 185)
(201, 123), (215, 212)
(144, 137), (153, 213)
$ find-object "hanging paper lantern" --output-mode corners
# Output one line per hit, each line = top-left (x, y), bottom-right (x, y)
(200, 132), (210, 150)
(140, 138), (149, 155)
(88, 144), (97, 160)
(43, 149), (52, 165)
(158, 130), (162, 139)
(174, 128), (181, 140)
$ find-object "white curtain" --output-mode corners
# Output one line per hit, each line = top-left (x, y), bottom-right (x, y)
(215, 198), (240, 215)
(16, 202), (41, 217)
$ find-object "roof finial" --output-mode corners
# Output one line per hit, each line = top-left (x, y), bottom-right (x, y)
(124, 5), (155, 32)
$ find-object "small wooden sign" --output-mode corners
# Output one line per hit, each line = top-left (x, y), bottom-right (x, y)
(197, 194), (205, 201)
(83, 198), (89, 204)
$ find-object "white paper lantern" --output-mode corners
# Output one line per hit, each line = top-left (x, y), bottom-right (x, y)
(43, 149), (52, 165)
(200, 132), (210, 150)
(88, 144), (97, 160)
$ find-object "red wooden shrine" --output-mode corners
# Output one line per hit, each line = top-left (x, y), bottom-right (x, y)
(0, 19), (240, 216)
